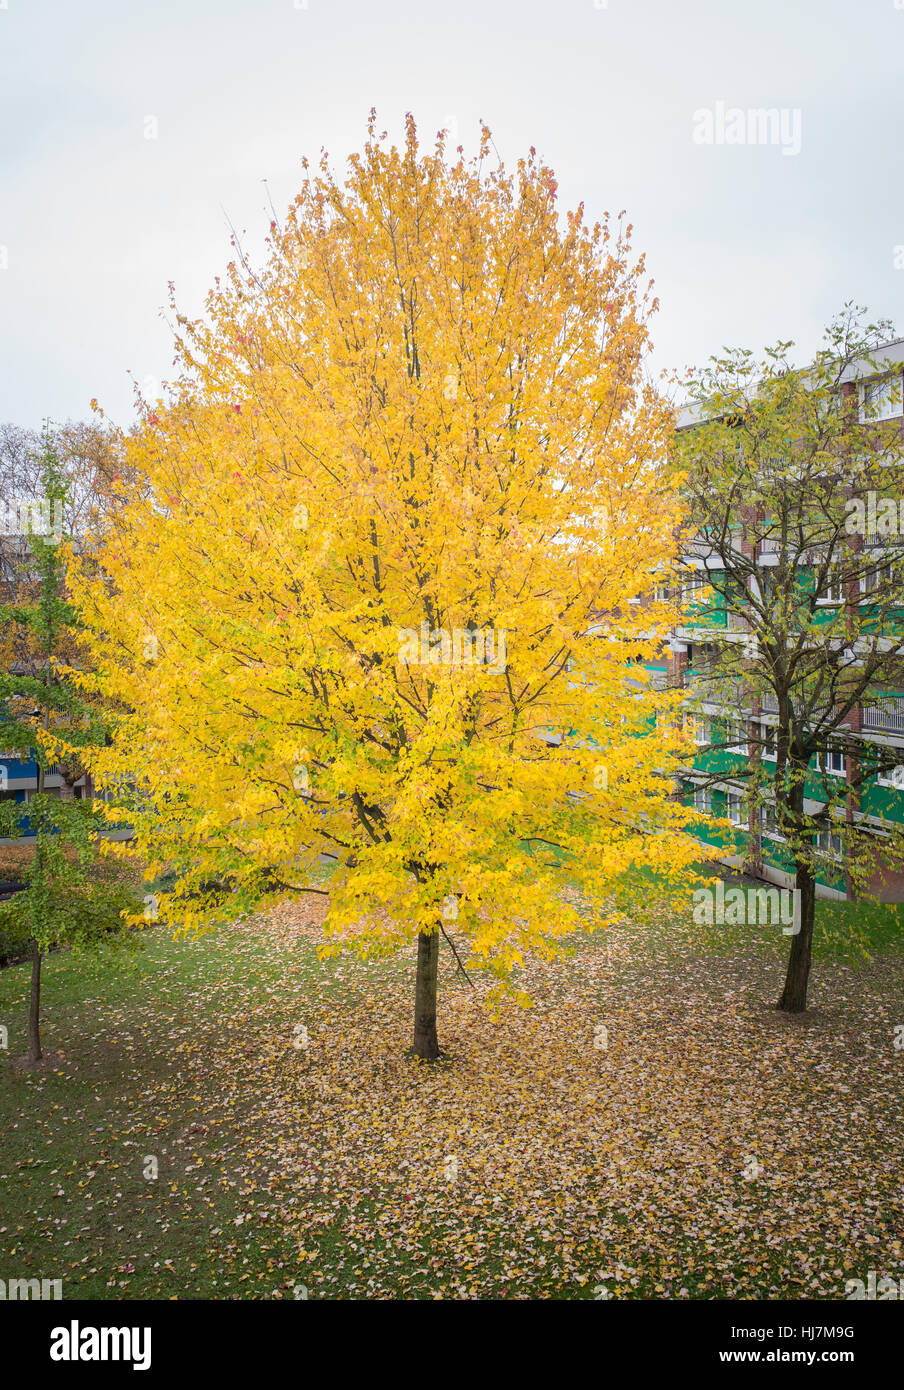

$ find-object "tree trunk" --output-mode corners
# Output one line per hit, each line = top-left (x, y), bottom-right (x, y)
(845, 754), (859, 901)
(28, 940), (42, 1063)
(777, 864), (815, 1013)
(412, 929), (440, 1059)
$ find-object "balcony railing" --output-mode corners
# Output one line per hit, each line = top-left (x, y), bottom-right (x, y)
(684, 675), (746, 708)
(862, 697), (904, 734)
(864, 533), (904, 549)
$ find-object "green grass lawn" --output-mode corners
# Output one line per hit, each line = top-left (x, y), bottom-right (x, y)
(0, 883), (902, 1300)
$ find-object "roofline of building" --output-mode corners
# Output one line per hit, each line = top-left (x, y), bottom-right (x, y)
(676, 336), (904, 429)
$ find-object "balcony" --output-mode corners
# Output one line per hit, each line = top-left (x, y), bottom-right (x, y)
(862, 696), (904, 734)
(685, 674), (746, 709)
(864, 532), (904, 549)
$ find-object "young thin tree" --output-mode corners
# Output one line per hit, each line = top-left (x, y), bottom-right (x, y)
(0, 433), (131, 1062)
(73, 117), (700, 1058)
(673, 308), (904, 1013)
(0, 796), (137, 1062)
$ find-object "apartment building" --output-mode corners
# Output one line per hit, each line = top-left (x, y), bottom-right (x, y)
(651, 337), (904, 901)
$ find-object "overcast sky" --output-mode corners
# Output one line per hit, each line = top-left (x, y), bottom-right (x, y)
(1, 0), (902, 430)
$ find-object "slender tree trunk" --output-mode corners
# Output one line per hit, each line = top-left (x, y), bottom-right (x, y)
(844, 759), (858, 901)
(777, 863), (816, 1013)
(28, 940), (42, 1063)
(412, 929), (440, 1059)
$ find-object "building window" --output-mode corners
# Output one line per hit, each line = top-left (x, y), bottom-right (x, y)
(877, 764), (904, 790)
(760, 803), (785, 840)
(817, 571), (846, 604)
(862, 561), (897, 597)
(683, 713), (708, 746)
(693, 786), (711, 814)
(688, 715), (707, 747)
(726, 719), (746, 753)
(759, 723), (777, 761)
(859, 374), (903, 423)
(726, 790), (745, 825)
(816, 828), (845, 860)
(820, 748), (846, 777)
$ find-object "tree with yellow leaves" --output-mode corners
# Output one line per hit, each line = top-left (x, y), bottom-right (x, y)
(73, 116), (700, 1058)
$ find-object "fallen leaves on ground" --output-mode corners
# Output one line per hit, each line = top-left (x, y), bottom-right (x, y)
(1, 895), (902, 1299)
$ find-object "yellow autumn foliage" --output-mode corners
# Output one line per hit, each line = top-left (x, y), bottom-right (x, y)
(72, 115), (700, 1026)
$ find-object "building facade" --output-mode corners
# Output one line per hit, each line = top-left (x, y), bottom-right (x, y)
(658, 338), (904, 901)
